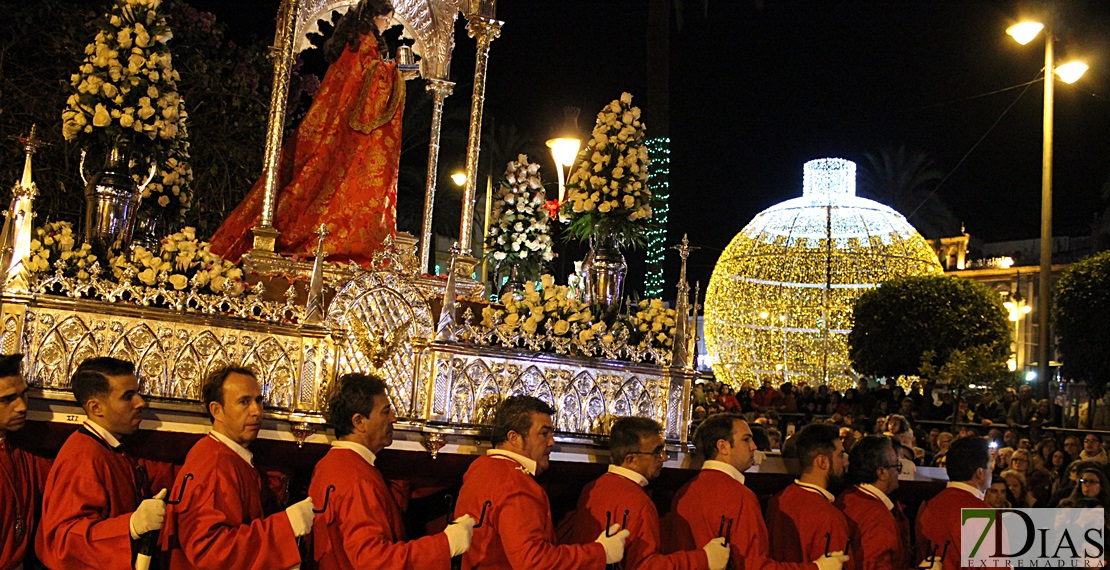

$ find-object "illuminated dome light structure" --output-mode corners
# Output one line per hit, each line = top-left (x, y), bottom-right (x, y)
(704, 158), (943, 391)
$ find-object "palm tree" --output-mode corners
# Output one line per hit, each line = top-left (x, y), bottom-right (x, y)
(857, 146), (962, 239)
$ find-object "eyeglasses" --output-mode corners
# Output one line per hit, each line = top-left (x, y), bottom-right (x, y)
(1080, 478), (1101, 485)
(1084, 439), (1101, 444)
(628, 447), (669, 460)
(885, 462), (904, 473)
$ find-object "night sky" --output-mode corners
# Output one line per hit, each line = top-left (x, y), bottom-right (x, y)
(190, 0), (1110, 294)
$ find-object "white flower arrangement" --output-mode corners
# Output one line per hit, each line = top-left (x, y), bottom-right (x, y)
(561, 92), (652, 248)
(26, 222), (99, 279)
(62, 0), (192, 220)
(479, 274), (677, 352)
(108, 227), (247, 296)
(485, 155), (555, 280)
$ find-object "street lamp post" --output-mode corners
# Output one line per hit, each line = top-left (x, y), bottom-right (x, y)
(1006, 21), (1087, 394)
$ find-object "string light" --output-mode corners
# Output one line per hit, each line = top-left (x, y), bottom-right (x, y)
(704, 158), (943, 391)
(644, 137), (670, 297)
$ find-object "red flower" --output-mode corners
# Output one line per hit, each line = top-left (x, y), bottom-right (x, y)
(544, 199), (561, 219)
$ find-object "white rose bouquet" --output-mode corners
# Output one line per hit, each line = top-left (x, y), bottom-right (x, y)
(485, 155), (555, 281)
(480, 275), (602, 343)
(561, 92), (652, 248)
(109, 227), (247, 296)
(62, 0), (192, 220)
(25, 221), (99, 279)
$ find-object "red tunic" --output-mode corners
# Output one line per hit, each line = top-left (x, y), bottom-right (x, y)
(835, 486), (910, 570)
(160, 434), (300, 570)
(1, 441), (48, 570)
(563, 471), (708, 569)
(667, 469), (816, 570)
(456, 454), (607, 569)
(309, 446), (450, 569)
(915, 486), (989, 570)
(765, 483), (850, 564)
(35, 427), (144, 569)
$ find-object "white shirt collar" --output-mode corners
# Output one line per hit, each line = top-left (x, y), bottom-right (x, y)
(858, 483), (895, 511)
(332, 440), (377, 467)
(487, 448), (537, 476)
(794, 479), (835, 502)
(607, 464), (649, 487)
(209, 430), (254, 466)
(702, 460), (745, 484)
(947, 481), (985, 500)
(83, 420), (122, 448)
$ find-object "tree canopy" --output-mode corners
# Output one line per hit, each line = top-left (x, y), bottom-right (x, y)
(1055, 250), (1110, 396)
(849, 275), (1011, 385)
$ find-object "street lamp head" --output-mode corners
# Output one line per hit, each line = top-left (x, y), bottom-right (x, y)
(1006, 22), (1044, 45)
(1055, 61), (1088, 84)
(545, 137), (581, 167)
(451, 172), (467, 186)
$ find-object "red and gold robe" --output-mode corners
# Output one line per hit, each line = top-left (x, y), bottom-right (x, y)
(456, 453), (607, 569)
(209, 35), (405, 266)
(160, 434), (300, 570)
(562, 469), (708, 569)
(836, 486), (910, 570)
(1, 440), (49, 570)
(764, 482), (850, 564)
(309, 445), (450, 569)
(667, 466), (816, 570)
(915, 484), (990, 570)
(35, 427), (147, 569)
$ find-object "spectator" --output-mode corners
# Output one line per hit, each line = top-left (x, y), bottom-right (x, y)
(1080, 433), (1107, 463)
(999, 469), (1035, 507)
(1034, 438), (1057, 471)
(994, 447), (1014, 475)
(1063, 435), (1082, 459)
(774, 383), (798, 414)
(767, 427), (783, 451)
(897, 398), (917, 424)
(974, 392), (1006, 425)
(884, 414), (915, 449)
(1007, 385), (1037, 426)
(1059, 464), (1110, 508)
(1002, 429), (1019, 450)
(931, 432), (954, 467)
(1009, 449), (1052, 505)
(984, 480), (1012, 509)
(1049, 460), (1083, 507)
(1050, 449), (1071, 483)
(717, 385), (742, 414)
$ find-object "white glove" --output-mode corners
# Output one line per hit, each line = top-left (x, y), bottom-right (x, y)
(130, 488), (168, 538)
(814, 551), (850, 570)
(702, 537), (730, 570)
(444, 514), (476, 557)
(917, 556), (942, 570)
(595, 524), (630, 565)
(285, 497), (315, 538)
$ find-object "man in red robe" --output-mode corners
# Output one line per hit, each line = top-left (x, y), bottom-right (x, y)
(915, 437), (993, 570)
(667, 413), (847, 570)
(1, 353), (48, 570)
(160, 366), (314, 569)
(836, 435), (937, 570)
(562, 416), (728, 569)
(765, 423), (850, 564)
(35, 357), (170, 569)
(456, 395), (628, 569)
(309, 372), (474, 569)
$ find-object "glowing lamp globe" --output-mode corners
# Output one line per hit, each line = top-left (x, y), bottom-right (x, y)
(703, 158), (943, 391)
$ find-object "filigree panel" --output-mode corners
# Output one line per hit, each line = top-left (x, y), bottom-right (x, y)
(328, 270), (434, 418)
(422, 343), (696, 441)
(9, 299), (330, 412)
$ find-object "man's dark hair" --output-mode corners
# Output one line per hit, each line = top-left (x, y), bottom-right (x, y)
(750, 424), (771, 451)
(946, 436), (991, 482)
(609, 416), (663, 465)
(847, 435), (894, 486)
(71, 357), (135, 407)
(327, 373), (389, 438)
(693, 413), (744, 460)
(490, 395), (555, 446)
(0, 354), (22, 379)
(795, 423), (840, 472)
(201, 366), (257, 422)
(1087, 433), (1102, 443)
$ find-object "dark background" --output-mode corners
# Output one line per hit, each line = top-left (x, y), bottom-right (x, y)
(186, 0), (1110, 295)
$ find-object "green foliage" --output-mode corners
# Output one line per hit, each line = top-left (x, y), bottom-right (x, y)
(849, 275), (1011, 386)
(1055, 250), (1110, 395)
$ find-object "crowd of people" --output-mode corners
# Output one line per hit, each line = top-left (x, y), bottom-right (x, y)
(4, 352), (1108, 569)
